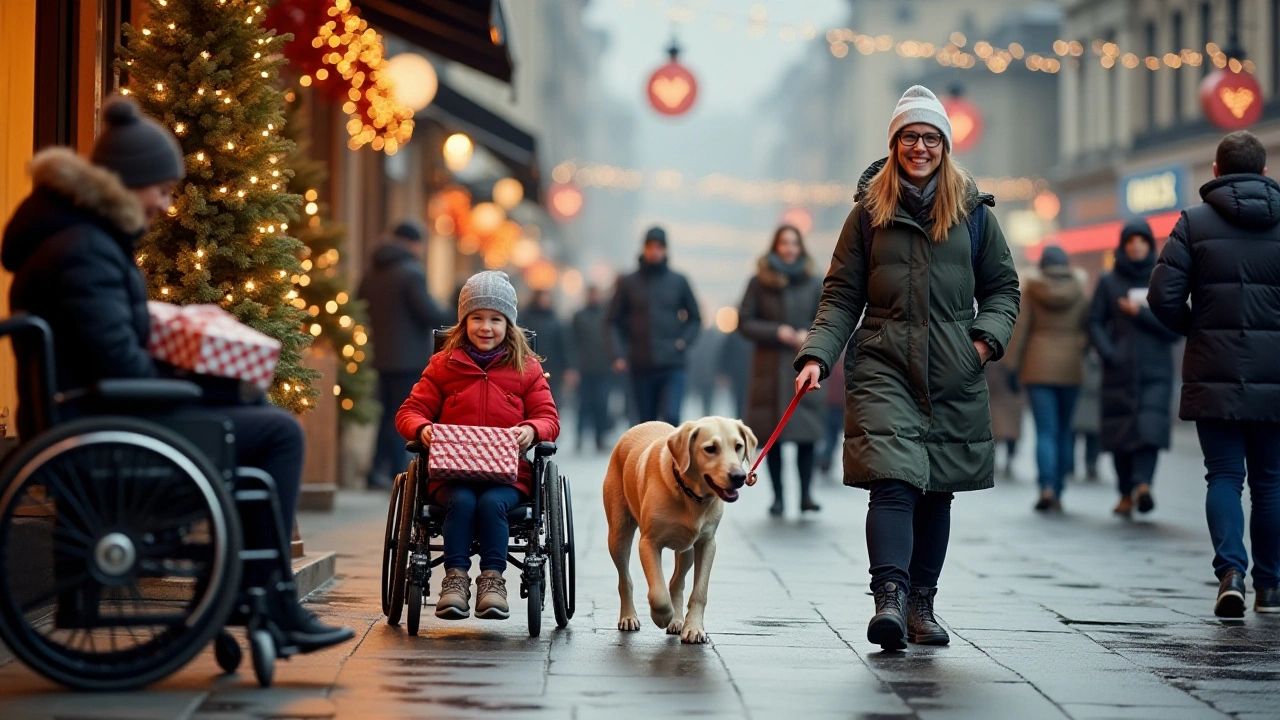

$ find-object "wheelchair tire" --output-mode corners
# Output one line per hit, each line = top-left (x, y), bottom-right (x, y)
(381, 474), (406, 616)
(250, 628), (274, 688)
(562, 474), (577, 621)
(214, 630), (242, 674)
(526, 576), (542, 638)
(544, 462), (569, 629)
(0, 416), (242, 691)
(407, 582), (422, 636)
(387, 460), (418, 626)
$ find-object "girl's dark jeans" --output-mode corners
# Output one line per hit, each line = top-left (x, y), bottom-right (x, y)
(866, 479), (954, 591)
(437, 483), (524, 572)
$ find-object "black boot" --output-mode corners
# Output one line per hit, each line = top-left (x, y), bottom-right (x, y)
(272, 580), (356, 652)
(867, 582), (908, 650)
(906, 587), (950, 645)
(769, 474), (785, 517)
(1215, 570), (1247, 618)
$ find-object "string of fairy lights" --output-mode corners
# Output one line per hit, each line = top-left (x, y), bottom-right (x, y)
(621, 0), (1258, 77)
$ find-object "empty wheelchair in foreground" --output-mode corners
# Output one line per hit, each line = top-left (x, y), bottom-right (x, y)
(0, 314), (301, 689)
(380, 330), (575, 637)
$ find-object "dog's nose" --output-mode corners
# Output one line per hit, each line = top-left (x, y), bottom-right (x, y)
(729, 467), (747, 488)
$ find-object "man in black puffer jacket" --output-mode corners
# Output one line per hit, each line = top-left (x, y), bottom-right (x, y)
(2, 97), (353, 652)
(1150, 130), (1280, 619)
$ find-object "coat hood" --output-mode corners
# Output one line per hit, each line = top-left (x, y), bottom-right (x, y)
(755, 253), (814, 290)
(1114, 217), (1156, 281)
(2, 148), (147, 272)
(371, 242), (420, 269)
(1026, 266), (1085, 310)
(1199, 173), (1280, 232)
(853, 157), (994, 217)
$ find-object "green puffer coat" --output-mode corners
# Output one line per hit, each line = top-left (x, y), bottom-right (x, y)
(795, 160), (1021, 493)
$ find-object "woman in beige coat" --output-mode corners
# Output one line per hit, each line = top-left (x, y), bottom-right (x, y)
(1006, 246), (1089, 511)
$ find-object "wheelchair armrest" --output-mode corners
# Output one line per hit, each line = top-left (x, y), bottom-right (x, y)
(405, 440), (426, 455)
(534, 441), (557, 458)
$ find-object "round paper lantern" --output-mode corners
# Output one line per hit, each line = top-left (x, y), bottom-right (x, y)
(385, 53), (438, 112)
(941, 95), (984, 154)
(646, 50), (699, 117)
(1200, 68), (1264, 130)
(548, 182), (584, 223)
(492, 177), (525, 209)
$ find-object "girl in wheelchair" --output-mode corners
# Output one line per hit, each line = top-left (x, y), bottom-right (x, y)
(395, 271), (559, 620)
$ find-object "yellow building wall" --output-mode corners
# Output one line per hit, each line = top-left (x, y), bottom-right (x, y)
(0, 0), (38, 431)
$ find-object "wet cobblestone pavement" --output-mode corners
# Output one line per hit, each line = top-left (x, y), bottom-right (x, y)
(2, 422), (1278, 719)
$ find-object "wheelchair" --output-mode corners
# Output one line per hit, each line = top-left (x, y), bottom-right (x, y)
(381, 330), (576, 637)
(0, 314), (300, 690)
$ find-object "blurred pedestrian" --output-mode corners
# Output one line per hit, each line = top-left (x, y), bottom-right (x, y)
(817, 349), (847, 479)
(521, 289), (573, 404)
(1089, 219), (1179, 518)
(795, 86), (1020, 650)
(687, 326), (726, 417)
(1070, 350), (1103, 482)
(570, 285), (612, 452)
(1005, 245), (1088, 512)
(607, 226), (702, 425)
(1149, 130), (1280, 617)
(717, 327), (752, 418)
(358, 220), (441, 490)
(984, 359), (1023, 480)
(738, 225), (825, 516)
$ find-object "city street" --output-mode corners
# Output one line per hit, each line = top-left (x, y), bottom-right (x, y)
(2, 416), (1277, 720)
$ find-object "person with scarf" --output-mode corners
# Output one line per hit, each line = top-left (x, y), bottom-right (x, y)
(738, 225), (824, 516)
(1089, 219), (1180, 518)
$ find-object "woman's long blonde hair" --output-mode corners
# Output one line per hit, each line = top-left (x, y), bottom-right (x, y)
(440, 315), (542, 372)
(862, 147), (970, 242)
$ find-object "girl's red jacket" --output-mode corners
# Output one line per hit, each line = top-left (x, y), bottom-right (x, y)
(396, 348), (560, 498)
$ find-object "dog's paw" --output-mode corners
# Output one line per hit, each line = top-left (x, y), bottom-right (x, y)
(666, 619), (684, 635)
(650, 605), (674, 629)
(680, 625), (708, 644)
(618, 616), (641, 632)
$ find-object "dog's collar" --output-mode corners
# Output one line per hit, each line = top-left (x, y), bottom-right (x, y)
(671, 464), (708, 504)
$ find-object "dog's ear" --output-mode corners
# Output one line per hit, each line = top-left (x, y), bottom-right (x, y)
(667, 422), (700, 474)
(736, 420), (759, 463)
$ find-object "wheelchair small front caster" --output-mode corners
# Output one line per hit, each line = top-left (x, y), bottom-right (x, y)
(249, 629), (275, 688)
(214, 630), (242, 674)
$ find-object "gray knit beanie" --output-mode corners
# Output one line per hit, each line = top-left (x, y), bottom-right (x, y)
(887, 85), (953, 152)
(458, 271), (519, 325)
(91, 96), (185, 188)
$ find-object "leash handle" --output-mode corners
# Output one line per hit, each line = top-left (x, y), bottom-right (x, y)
(746, 381), (813, 487)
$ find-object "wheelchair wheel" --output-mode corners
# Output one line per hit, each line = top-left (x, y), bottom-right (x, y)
(214, 630), (242, 674)
(387, 460), (418, 626)
(249, 628), (274, 688)
(381, 474), (406, 616)
(562, 474), (577, 620)
(544, 462), (569, 629)
(407, 582), (422, 636)
(526, 575), (542, 638)
(0, 416), (242, 691)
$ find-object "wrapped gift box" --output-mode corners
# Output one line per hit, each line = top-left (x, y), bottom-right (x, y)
(427, 424), (520, 484)
(147, 301), (282, 389)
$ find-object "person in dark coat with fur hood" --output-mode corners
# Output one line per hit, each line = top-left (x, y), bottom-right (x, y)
(738, 224), (825, 516)
(1089, 218), (1179, 518)
(1, 97), (353, 652)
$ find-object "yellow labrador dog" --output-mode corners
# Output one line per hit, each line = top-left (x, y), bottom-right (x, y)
(603, 418), (758, 644)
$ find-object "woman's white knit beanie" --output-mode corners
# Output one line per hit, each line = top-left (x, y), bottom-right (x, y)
(888, 85), (953, 151)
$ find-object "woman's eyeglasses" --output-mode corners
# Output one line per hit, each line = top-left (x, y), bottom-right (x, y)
(898, 131), (944, 149)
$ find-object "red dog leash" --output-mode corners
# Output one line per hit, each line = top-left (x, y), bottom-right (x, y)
(746, 381), (814, 487)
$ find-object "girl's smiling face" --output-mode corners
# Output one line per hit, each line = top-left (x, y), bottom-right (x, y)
(466, 309), (508, 352)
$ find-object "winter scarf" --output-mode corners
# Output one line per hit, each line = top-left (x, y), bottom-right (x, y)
(464, 343), (506, 369)
(898, 172), (938, 228)
(765, 252), (808, 284)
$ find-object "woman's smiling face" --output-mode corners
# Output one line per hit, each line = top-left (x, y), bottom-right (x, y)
(895, 122), (945, 186)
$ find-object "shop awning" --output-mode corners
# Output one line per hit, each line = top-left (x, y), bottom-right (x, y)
(421, 79), (540, 201)
(1027, 211), (1181, 262)
(359, 0), (514, 83)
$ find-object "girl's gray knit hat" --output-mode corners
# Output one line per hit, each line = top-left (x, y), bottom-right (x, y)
(458, 270), (518, 325)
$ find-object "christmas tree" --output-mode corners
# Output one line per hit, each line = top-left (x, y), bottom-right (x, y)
(282, 90), (377, 424)
(118, 0), (319, 413)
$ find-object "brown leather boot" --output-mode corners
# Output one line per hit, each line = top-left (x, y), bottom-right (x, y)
(1113, 495), (1134, 518)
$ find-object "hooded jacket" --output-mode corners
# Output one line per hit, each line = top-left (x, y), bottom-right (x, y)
(795, 158), (1021, 493)
(607, 257), (702, 371)
(1149, 173), (1280, 422)
(738, 253), (824, 443)
(2, 148), (156, 436)
(1006, 263), (1089, 386)
(1090, 219), (1179, 452)
(357, 243), (440, 373)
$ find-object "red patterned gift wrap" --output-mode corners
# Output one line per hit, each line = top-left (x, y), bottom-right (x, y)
(427, 424), (521, 485)
(147, 302), (282, 389)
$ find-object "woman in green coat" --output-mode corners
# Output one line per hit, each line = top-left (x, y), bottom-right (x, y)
(795, 86), (1020, 651)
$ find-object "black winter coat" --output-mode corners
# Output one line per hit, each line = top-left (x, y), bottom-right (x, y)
(2, 149), (157, 436)
(520, 306), (571, 384)
(1088, 224), (1179, 453)
(357, 243), (440, 372)
(570, 302), (611, 375)
(1149, 173), (1280, 422)
(607, 259), (701, 371)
